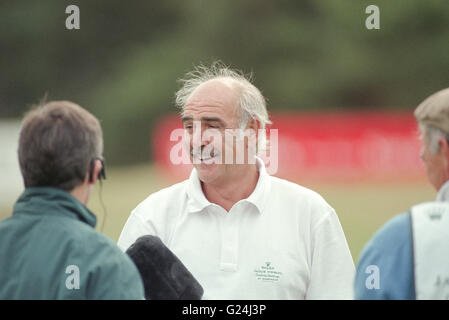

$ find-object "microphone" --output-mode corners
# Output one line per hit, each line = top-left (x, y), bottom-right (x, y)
(125, 235), (204, 300)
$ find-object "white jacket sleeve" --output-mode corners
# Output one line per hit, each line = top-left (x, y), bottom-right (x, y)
(305, 208), (355, 300)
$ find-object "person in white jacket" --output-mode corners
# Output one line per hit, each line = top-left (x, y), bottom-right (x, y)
(118, 62), (355, 299)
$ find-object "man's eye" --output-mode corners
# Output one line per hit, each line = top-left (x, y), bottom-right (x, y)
(185, 125), (193, 129)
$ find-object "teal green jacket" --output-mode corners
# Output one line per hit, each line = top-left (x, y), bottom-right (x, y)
(0, 187), (144, 299)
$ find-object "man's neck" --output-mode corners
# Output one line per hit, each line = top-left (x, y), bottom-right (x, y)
(70, 184), (89, 205)
(201, 164), (259, 212)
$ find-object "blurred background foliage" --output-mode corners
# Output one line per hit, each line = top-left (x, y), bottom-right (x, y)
(1, 0), (449, 165)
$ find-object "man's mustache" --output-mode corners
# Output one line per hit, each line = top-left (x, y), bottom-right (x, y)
(190, 146), (221, 159)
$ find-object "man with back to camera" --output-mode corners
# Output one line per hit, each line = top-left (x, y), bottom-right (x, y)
(354, 87), (449, 299)
(118, 62), (355, 299)
(0, 100), (144, 299)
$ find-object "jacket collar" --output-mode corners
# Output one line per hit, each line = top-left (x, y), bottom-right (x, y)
(436, 180), (449, 203)
(13, 187), (97, 228)
(186, 157), (271, 214)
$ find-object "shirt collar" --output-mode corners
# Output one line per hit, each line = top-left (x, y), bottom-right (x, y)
(186, 169), (213, 213)
(436, 180), (449, 202)
(186, 157), (271, 214)
(245, 157), (271, 213)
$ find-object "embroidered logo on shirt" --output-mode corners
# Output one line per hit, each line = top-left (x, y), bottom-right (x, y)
(427, 206), (446, 221)
(254, 261), (283, 282)
(429, 213), (442, 221)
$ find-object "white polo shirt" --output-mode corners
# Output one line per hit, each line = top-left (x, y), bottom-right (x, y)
(118, 158), (355, 299)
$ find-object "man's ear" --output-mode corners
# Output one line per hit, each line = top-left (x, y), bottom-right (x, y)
(437, 138), (449, 182)
(247, 117), (260, 131)
(245, 118), (261, 155)
(438, 137), (449, 153)
(88, 159), (103, 185)
(245, 118), (261, 141)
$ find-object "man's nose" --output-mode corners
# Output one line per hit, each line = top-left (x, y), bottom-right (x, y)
(191, 123), (210, 148)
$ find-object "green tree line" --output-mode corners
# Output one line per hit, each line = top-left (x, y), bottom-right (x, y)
(1, 0), (448, 164)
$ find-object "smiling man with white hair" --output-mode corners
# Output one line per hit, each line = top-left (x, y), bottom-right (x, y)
(354, 87), (449, 299)
(118, 62), (355, 299)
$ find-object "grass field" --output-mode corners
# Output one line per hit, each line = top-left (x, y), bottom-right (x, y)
(0, 164), (436, 264)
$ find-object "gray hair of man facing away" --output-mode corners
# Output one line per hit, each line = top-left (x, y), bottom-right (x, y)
(18, 100), (103, 191)
(174, 61), (272, 154)
(415, 87), (449, 154)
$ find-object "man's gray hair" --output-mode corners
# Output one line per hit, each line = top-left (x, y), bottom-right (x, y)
(175, 62), (272, 153)
(420, 123), (449, 154)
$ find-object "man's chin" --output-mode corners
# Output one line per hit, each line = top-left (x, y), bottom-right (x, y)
(194, 162), (222, 183)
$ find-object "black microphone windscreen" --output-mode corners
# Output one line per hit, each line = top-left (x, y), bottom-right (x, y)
(126, 235), (204, 300)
